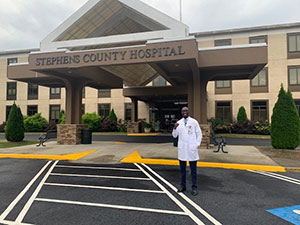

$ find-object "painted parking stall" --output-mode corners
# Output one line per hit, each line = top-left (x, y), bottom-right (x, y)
(0, 161), (221, 225)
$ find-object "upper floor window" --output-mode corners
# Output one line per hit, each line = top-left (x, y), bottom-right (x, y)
(153, 76), (167, 86)
(7, 82), (17, 100)
(288, 33), (300, 52)
(214, 39), (231, 47)
(250, 36), (267, 44)
(28, 83), (38, 100)
(98, 89), (111, 98)
(7, 58), (17, 65)
(288, 67), (300, 85)
(50, 88), (61, 99)
(216, 80), (231, 88)
(251, 68), (267, 87)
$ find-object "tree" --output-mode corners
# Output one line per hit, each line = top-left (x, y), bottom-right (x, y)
(58, 110), (65, 124)
(237, 106), (247, 124)
(109, 108), (118, 122)
(5, 103), (24, 142)
(271, 85), (300, 149)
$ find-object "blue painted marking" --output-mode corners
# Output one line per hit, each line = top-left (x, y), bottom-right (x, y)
(267, 205), (300, 225)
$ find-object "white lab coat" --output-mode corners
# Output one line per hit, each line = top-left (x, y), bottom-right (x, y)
(172, 117), (202, 161)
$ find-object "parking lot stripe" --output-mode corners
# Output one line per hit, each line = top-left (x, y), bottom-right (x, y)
(44, 183), (165, 194)
(0, 219), (34, 225)
(262, 171), (300, 183)
(248, 170), (300, 185)
(141, 163), (222, 225)
(15, 161), (59, 223)
(35, 198), (188, 216)
(135, 163), (205, 225)
(0, 161), (52, 221)
(50, 173), (151, 180)
(56, 165), (140, 172)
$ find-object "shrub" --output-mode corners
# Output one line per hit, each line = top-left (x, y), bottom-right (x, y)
(58, 110), (65, 124)
(24, 113), (48, 132)
(99, 117), (118, 132)
(231, 120), (254, 134)
(253, 120), (270, 135)
(208, 118), (224, 131)
(142, 122), (152, 129)
(208, 118), (231, 133)
(237, 106), (247, 124)
(109, 109), (118, 122)
(82, 113), (101, 131)
(118, 119), (128, 132)
(0, 122), (6, 132)
(5, 103), (24, 142)
(271, 86), (300, 149)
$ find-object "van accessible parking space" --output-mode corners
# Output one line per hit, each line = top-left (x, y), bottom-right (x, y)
(0, 159), (299, 225)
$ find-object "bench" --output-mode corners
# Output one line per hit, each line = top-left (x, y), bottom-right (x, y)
(210, 129), (228, 153)
(36, 130), (57, 147)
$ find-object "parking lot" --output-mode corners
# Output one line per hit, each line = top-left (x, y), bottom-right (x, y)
(0, 158), (299, 225)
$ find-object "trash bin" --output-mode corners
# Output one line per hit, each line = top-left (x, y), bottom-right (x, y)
(173, 137), (178, 147)
(82, 129), (92, 144)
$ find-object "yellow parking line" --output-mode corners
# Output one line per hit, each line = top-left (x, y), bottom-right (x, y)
(114, 142), (126, 145)
(121, 151), (286, 172)
(0, 150), (97, 161)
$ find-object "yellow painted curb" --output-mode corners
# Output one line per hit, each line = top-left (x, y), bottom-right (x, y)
(127, 133), (159, 136)
(0, 150), (97, 161)
(121, 151), (286, 172)
(114, 141), (127, 145)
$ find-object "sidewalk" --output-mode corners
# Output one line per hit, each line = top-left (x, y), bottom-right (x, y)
(0, 141), (285, 171)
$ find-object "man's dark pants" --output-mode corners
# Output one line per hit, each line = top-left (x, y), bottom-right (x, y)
(179, 160), (197, 190)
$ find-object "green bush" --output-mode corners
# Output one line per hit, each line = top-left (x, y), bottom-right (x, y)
(58, 110), (65, 124)
(24, 113), (48, 132)
(118, 119), (128, 132)
(82, 113), (101, 131)
(5, 103), (24, 142)
(271, 85), (300, 149)
(109, 108), (118, 122)
(237, 106), (247, 124)
(253, 121), (270, 135)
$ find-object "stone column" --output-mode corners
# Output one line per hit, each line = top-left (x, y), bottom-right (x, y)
(130, 97), (138, 122)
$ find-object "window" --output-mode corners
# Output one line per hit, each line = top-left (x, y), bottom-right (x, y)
(295, 100), (300, 116)
(6, 106), (12, 121)
(250, 36), (267, 44)
(288, 33), (300, 52)
(82, 88), (85, 98)
(288, 67), (300, 85)
(125, 103), (132, 121)
(216, 101), (232, 122)
(7, 82), (17, 100)
(50, 88), (61, 99)
(49, 105), (61, 121)
(28, 83), (38, 100)
(98, 104), (110, 118)
(7, 58), (17, 65)
(251, 68), (267, 87)
(98, 89), (111, 98)
(214, 39), (231, 47)
(251, 101), (268, 122)
(27, 105), (38, 116)
(216, 80), (231, 88)
(153, 76), (167, 86)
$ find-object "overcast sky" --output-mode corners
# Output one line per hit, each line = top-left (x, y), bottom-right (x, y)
(0, 0), (299, 51)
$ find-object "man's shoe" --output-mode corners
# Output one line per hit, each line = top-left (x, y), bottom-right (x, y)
(177, 187), (186, 193)
(191, 189), (198, 196)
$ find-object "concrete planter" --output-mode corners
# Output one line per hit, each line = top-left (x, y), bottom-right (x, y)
(144, 128), (151, 133)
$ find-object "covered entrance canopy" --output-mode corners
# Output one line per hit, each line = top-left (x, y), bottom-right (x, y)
(7, 0), (267, 144)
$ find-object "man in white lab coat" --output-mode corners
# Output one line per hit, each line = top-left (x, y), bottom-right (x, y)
(172, 107), (202, 196)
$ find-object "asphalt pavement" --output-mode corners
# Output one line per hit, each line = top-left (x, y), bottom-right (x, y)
(0, 158), (299, 225)
(0, 133), (271, 146)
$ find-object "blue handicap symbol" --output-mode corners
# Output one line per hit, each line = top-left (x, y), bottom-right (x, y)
(267, 205), (300, 225)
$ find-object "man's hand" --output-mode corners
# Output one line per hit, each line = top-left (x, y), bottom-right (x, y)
(174, 122), (179, 129)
